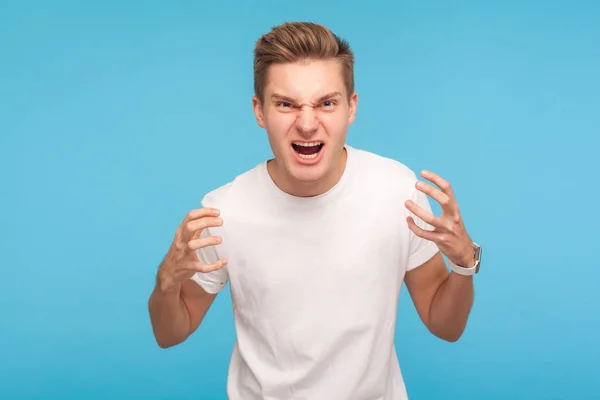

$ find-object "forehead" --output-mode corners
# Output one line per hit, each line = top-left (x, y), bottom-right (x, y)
(264, 59), (347, 100)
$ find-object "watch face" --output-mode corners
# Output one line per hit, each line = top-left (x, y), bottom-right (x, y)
(473, 242), (481, 273)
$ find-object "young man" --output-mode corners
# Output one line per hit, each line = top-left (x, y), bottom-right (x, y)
(148, 22), (481, 400)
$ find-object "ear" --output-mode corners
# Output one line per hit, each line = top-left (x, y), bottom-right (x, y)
(252, 96), (266, 128)
(348, 92), (358, 125)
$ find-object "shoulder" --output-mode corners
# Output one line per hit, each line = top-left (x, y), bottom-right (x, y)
(200, 162), (265, 208)
(349, 145), (419, 191)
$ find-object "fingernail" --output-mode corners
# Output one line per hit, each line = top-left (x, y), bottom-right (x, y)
(215, 217), (222, 224)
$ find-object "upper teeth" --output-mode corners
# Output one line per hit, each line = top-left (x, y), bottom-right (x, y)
(294, 141), (322, 147)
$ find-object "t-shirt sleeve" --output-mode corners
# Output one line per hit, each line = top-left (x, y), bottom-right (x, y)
(190, 227), (229, 294)
(189, 187), (231, 294)
(405, 177), (440, 271)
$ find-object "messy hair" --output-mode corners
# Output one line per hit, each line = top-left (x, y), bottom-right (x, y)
(253, 22), (355, 103)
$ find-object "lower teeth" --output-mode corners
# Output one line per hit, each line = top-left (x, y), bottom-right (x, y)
(298, 152), (318, 159)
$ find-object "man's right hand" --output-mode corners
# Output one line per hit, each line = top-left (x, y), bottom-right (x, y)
(157, 208), (227, 293)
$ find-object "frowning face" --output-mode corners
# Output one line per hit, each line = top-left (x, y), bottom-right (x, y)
(252, 59), (358, 197)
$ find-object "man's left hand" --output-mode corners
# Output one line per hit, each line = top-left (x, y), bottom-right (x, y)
(405, 170), (475, 268)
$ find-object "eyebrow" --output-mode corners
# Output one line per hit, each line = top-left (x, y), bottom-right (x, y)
(270, 91), (343, 104)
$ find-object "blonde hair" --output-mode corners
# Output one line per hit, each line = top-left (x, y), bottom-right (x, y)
(253, 22), (355, 103)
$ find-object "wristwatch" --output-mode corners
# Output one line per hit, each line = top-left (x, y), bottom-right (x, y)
(448, 242), (482, 276)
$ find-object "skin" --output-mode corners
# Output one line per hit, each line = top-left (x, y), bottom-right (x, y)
(252, 59), (357, 197)
(148, 208), (226, 348)
(404, 170), (476, 342)
(148, 58), (476, 348)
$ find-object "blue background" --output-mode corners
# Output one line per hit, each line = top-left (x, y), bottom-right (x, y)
(1, 0), (599, 399)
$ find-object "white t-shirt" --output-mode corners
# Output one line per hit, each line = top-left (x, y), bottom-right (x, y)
(191, 144), (439, 400)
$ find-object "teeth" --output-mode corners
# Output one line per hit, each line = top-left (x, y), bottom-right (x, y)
(298, 152), (319, 159)
(293, 141), (323, 147)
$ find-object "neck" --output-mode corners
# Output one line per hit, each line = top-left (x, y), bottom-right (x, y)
(267, 147), (347, 198)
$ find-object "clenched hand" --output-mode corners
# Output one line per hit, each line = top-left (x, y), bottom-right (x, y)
(157, 208), (228, 292)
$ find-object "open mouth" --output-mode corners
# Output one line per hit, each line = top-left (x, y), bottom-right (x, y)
(291, 141), (324, 160)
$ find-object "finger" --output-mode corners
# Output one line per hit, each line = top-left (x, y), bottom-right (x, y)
(188, 258), (228, 274)
(182, 214), (223, 241)
(179, 208), (219, 240)
(183, 207), (220, 224)
(187, 235), (222, 252)
(405, 200), (444, 229)
(415, 180), (458, 216)
(406, 216), (441, 242)
(420, 170), (455, 199)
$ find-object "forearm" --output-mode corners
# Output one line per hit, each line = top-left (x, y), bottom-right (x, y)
(428, 272), (474, 342)
(148, 282), (191, 348)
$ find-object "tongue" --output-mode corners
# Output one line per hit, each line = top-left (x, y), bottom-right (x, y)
(293, 144), (320, 155)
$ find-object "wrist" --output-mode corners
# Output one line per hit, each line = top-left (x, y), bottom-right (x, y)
(455, 252), (476, 269)
(447, 241), (481, 276)
(453, 240), (477, 268)
(155, 269), (180, 295)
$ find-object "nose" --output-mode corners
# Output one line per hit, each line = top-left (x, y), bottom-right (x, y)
(295, 106), (319, 136)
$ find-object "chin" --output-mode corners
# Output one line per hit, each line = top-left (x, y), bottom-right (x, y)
(288, 164), (328, 184)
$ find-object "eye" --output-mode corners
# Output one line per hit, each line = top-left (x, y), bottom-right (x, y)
(321, 100), (336, 108)
(277, 101), (293, 108)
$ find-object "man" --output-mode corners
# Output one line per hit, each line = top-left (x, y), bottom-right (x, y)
(148, 21), (481, 400)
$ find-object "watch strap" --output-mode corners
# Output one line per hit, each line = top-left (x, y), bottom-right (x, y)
(448, 242), (481, 276)
(448, 258), (479, 276)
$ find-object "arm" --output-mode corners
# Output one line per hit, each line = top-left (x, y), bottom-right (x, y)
(403, 170), (477, 342)
(404, 252), (474, 342)
(148, 278), (217, 348)
(147, 207), (228, 348)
